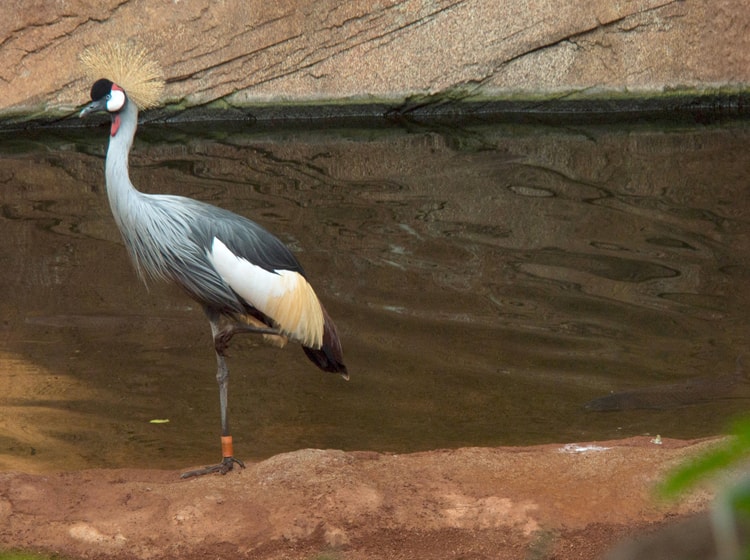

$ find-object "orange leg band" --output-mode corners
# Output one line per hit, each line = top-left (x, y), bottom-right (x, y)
(221, 435), (234, 458)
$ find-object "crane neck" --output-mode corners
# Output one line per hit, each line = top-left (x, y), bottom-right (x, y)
(104, 98), (141, 224)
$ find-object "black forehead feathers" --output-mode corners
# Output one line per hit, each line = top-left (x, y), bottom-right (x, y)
(90, 78), (114, 101)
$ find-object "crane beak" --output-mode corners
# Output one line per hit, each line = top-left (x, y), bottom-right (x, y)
(79, 98), (107, 118)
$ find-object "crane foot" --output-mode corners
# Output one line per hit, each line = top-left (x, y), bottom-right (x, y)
(180, 456), (245, 479)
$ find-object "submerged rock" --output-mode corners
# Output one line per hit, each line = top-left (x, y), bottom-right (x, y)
(585, 358), (750, 411)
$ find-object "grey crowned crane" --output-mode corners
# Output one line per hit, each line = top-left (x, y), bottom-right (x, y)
(78, 41), (348, 478)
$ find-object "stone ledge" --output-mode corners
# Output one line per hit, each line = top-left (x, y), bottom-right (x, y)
(3, 91), (750, 132)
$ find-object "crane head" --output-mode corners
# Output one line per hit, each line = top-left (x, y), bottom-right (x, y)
(79, 40), (164, 112)
(79, 79), (127, 118)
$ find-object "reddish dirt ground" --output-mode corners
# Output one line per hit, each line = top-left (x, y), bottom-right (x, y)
(0, 437), (718, 560)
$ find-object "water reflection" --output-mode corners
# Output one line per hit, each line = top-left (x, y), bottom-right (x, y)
(1, 117), (750, 472)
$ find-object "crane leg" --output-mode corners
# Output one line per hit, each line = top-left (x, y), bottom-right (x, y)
(213, 323), (280, 355)
(181, 313), (279, 479)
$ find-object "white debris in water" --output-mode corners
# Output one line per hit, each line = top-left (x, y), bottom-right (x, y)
(558, 443), (611, 454)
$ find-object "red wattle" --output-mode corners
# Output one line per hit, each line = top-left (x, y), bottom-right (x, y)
(111, 115), (121, 137)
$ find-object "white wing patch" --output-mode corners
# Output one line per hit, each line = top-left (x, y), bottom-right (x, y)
(207, 237), (324, 348)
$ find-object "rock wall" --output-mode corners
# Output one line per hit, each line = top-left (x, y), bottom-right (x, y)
(1, 0), (749, 121)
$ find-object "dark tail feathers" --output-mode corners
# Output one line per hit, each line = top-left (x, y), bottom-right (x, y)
(302, 305), (348, 379)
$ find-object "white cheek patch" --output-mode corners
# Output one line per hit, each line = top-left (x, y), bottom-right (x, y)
(208, 238), (324, 348)
(107, 88), (126, 112)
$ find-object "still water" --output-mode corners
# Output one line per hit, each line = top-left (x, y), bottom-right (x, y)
(1, 116), (750, 472)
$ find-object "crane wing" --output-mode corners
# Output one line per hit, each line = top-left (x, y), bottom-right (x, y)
(207, 237), (324, 348)
(143, 196), (328, 350)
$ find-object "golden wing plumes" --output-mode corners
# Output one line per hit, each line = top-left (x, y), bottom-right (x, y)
(80, 40), (165, 110)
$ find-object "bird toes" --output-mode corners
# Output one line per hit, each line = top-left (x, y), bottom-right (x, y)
(213, 332), (233, 355)
(180, 456), (245, 479)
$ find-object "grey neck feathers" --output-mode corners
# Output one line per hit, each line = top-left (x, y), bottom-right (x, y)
(104, 99), (141, 230)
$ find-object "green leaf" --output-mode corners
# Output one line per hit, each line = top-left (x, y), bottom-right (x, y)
(660, 417), (750, 499)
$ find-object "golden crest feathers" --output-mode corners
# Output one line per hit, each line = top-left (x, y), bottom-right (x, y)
(80, 40), (165, 110)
